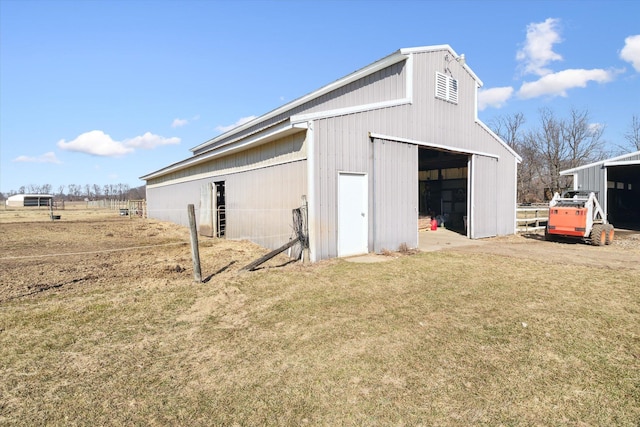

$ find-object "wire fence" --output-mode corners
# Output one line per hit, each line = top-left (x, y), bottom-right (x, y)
(88, 199), (147, 218)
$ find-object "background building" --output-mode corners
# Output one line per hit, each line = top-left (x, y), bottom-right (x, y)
(561, 151), (640, 229)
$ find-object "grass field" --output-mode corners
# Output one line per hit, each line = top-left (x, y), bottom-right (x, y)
(1, 206), (639, 425)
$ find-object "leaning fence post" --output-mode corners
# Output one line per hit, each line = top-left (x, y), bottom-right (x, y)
(187, 204), (202, 282)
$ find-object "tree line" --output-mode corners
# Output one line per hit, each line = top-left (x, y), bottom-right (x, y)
(490, 109), (639, 203)
(1, 183), (146, 201)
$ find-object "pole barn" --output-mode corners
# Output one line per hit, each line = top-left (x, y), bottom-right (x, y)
(561, 150), (640, 230)
(142, 45), (522, 261)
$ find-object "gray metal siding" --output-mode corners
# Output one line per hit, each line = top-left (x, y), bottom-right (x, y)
(372, 139), (418, 252)
(471, 155), (498, 238)
(308, 50), (517, 260)
(149, 132), (306, 186)
(147, 159), (307, 251)
(575, 165), (606, 198)
(225, 161), (307, 249)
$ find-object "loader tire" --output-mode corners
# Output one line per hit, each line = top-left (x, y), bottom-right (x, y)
(605, 224), (615, 245)
(544, 226), (555, 242)
(590, 224), (606, 246)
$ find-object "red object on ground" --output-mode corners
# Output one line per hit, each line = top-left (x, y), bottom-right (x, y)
(430, 218), (438, 231)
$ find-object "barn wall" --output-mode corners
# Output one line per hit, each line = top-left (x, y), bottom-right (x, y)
(308, 49), (517, 259)
(372, 139), (418, 252)
(148, 132), (306, 187)
(574, 166), (606, 200)
(147, 141), (307, 251)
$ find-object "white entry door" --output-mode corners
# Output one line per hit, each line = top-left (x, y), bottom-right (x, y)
(338, 173), (368, 257)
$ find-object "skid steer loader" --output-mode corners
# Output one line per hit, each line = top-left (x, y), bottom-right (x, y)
(545, 190), (614, 246)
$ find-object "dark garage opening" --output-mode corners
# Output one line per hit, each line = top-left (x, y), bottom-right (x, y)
(607, 164), (640, 230)
(418, 147), (469, 234)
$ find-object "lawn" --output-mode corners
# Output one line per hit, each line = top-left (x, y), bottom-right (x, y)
(1, 207), (638, 425)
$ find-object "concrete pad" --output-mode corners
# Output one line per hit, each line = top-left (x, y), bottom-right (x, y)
(419, 228), (485, 252)
(345, 228), (485, 262)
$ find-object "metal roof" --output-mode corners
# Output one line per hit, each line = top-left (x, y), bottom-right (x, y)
(560, 150), (640, 175)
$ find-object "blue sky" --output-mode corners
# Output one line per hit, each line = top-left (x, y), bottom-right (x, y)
(1, 0), (639, 194)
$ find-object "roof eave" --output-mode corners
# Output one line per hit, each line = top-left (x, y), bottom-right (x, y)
(560, 150), (640, 174)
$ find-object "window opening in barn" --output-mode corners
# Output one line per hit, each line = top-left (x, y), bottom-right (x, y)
(215, 181), (226, 237)
(418, 148), (468, 234)
(435, 71), (458, 104)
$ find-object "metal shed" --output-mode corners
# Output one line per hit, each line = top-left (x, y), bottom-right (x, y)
(141, 45), (521, 261)
(5, 194), (53, 207)
(561, 151), (640, 229)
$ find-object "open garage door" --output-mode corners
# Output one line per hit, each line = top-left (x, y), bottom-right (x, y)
(606, 163), (640, 230)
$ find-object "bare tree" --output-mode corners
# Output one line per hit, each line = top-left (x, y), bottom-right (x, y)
(623, 114), (640, 151)
(93, 184), (102, 198)
(58, 185), (65, 197)
(526, 108), (565, 197)
(489, 113), (541, 202)
(563, 108), (606, 170)
(528, 107), (606, 197)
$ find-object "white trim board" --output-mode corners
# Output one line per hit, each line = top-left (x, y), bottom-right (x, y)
(369, 132), (500, 159)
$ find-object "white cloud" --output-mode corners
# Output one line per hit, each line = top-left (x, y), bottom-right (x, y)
(516, 18), (563, 76)
(171, 118), (188, 128)
(13, 151), (61, 164)
(517, 68), (615, 99)
(171, 114), (200, 128)
(124, 132), (180, 149)
(57, 130), (180, 157)
(58, 130), (134, 157)
(620, 34), (640, 72)
(588, 122), (605, 134)
(478, 86), (514, 110)
(215, 115), (257, 133)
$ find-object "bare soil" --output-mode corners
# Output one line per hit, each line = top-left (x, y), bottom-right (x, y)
(454, 229), (640, 272)
(0, 206), (294, 303)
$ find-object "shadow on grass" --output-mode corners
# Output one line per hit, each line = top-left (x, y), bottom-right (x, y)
(202, 261), (237, 283)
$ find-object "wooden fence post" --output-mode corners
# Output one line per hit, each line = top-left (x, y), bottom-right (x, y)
(188, 204), (202, 282)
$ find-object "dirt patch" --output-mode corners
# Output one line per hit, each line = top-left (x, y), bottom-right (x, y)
(0, 207), (292, 303)
(451, 230), (640, 271)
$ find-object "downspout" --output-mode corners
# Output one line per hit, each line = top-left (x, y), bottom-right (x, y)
(306, 121), (317, 262)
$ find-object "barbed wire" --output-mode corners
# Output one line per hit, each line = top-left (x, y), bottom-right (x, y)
(0, 242), (188, 261)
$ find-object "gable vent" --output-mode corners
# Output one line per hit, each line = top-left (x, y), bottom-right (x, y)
(435, 71), (458, 104)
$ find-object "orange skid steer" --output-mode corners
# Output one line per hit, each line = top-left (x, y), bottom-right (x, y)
(545, 191), (614, 246)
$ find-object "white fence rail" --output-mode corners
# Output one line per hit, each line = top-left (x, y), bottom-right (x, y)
(516, 204), (548, 232)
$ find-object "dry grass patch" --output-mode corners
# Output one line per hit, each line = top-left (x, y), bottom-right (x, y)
(1, 209), (639, 425)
